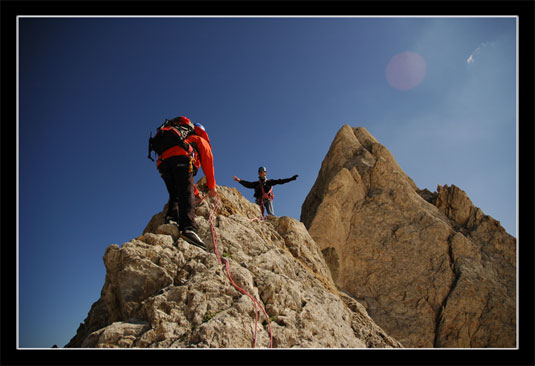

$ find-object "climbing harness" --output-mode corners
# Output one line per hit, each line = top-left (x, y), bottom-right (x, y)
(257, 179), (273, 219)
(206, 194), (273, 348)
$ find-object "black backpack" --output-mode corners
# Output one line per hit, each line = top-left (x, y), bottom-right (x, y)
(147, 118), (194, 162)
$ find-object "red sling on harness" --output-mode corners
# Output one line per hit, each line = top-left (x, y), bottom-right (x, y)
(258, 179), (273, 218)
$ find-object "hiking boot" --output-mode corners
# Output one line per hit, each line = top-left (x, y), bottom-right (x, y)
(180, 227), (207, 251)
(165, 216), (178, 225)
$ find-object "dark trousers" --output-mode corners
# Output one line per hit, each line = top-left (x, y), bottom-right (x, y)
(158, 156), (197, 232)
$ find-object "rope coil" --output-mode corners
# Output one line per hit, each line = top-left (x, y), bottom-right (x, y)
(205, 194), (273, 348)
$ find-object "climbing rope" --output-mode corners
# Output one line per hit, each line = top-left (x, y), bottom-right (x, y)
(205, 194), (273, 348)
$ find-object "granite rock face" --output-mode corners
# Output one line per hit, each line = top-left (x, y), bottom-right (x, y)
(66, 180), (401, 349)
(301, 125), (516, 348)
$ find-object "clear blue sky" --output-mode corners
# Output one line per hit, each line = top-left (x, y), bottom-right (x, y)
(18, 16), (517, 348)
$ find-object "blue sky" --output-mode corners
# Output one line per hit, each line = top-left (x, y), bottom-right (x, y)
(17, 16), (517, 348)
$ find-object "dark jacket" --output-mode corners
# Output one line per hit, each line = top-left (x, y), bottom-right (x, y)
(238, 176), (297, 200)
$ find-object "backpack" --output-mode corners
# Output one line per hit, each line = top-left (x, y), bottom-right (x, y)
(147, 118), (194, 162)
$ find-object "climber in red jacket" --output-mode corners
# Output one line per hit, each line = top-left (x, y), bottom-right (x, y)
(155, 116), (217, 250)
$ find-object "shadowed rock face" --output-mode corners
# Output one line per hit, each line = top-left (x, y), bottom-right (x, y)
(66, 180), (401, 349)
(301, 125), (516, 348)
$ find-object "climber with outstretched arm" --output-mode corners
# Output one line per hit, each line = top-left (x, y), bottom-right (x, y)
(233, 166), (298, 218)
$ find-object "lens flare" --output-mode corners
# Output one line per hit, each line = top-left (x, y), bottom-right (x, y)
(385, 51), (427, 91)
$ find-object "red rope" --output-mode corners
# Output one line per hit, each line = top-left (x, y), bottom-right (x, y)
(207, 195), (273, 348)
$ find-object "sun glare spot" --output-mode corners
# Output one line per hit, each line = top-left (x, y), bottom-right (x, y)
(385, 51), (427, 91)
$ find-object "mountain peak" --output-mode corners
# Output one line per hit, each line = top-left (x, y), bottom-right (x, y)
(66, 125), (515, 349)
(301, 125), (516, 348)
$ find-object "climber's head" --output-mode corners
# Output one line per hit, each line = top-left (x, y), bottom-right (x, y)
(258, 166), (267, 179)
(194, 122), (211, 144)
(194, 122), (205, 131)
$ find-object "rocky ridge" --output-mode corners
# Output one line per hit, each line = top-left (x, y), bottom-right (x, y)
(301, 125), (516, 348)
(66, 178), (402, 348)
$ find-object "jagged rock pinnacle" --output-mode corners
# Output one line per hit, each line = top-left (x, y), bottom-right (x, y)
(301, 125), (516, 348)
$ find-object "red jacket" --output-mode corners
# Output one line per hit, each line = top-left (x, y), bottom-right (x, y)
(157, 135), (216, 190)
